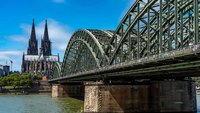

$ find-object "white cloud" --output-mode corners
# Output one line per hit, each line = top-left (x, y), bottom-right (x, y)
(0, 51), (23, 72)
(9, 35), (28, 43)
(0, 50), (23, 66)
(20, 23), (32, 34)
(36, 19), (72, 51)
(0, 51), (22, 56)
(10, 19), (72, 51)
(52, 0), (65, 4)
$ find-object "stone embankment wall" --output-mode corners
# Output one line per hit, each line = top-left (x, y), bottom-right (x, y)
(28, 80), (51, 93)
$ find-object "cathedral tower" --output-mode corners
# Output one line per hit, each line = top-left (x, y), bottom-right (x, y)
(42, 20), (51, 55)
(27, 19), (38, 55)
(22, 19), (58, 77)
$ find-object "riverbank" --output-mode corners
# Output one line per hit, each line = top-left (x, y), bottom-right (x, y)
(0, 80), (51, 95)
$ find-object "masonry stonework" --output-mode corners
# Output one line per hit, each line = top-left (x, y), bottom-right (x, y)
(52, 84), (84, 98)
(84, 80), (196, 113)
(84, 82), (149, 113)
(151, 81), (196, 112)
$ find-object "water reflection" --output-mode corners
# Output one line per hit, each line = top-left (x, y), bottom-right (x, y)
(2, 94), (200, 113)
(197, 95), (200, 113)
(0, 95), (83, 113)
(53, 97), (84, 113)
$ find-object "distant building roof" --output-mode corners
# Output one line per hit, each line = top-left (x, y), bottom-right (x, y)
(24, 54), (58, 62)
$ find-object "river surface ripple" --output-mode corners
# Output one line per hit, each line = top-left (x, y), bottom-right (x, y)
(0, 94), (83, 113)
(1, 94), (200, 113)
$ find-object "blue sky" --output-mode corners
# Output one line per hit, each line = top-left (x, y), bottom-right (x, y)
(0, 0), (135, 71)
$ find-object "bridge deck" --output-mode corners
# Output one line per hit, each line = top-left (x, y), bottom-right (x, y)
(49, 44), (200, 82)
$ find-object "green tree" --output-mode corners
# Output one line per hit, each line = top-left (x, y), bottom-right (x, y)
(35, 72), (43, 80)
(0, 73), (33, 89)
(0, 78), (5, 89)
(20, 74), (32, 88)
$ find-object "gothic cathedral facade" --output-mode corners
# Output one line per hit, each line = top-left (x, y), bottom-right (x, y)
(21, 20), (59, 76)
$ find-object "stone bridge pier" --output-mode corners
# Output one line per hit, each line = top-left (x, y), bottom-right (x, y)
(52, 84), (84, 99)
(84, 80), (197, 113)
(51, 79), (197, 113)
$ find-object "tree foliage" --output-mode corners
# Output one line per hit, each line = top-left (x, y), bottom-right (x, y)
(0, 73), (32, 89)
(34, 72), (43, 80)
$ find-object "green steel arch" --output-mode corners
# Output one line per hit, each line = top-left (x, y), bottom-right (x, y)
(61, 29), (113, 77)
(51, 62), (62, 79)
(107, 0), (198, 64)
(50, 0), (200, 80)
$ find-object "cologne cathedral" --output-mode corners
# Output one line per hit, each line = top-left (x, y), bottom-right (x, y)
(21, 20), (59, 76)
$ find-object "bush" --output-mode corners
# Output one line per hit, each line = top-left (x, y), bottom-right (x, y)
(0, 78), (5, 88)
(0, 73), (32, 89)
(34, 72), (43, 80)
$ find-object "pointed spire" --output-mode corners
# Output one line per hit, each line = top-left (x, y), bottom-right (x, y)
(30, 19), (36, 41)
(27, 19), (38, 55)
(42, 19), (51, 55)
(43, 20), (49, 41)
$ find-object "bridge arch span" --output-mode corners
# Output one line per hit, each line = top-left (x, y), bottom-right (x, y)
(50, 0), (200, 81)
(107, 0), (197, 65)
(51, 62), (62, 79)
(61, 29), (113, 77)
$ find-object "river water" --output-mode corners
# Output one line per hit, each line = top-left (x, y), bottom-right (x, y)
(0, 94), (83, 113)
(0, 94), (200, 113)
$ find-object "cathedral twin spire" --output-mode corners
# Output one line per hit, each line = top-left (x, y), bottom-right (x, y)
(27, 19), (51, 56)
(42, 20), (51, 55)
(27, 19), (38, 55)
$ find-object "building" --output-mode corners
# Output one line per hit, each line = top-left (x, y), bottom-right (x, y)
(21, 20), (59, 76)
(0, 65), (10, 76)
(3, 65), (10, 75)
(0, 68), (3, 77)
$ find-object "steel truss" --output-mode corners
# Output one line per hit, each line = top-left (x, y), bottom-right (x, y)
(50, 0), (200, 80)
(50, 62), (62, 79)
(60, 29), (113, 77)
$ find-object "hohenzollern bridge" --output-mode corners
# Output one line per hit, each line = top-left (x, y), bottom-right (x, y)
(49, 0), (200, 112)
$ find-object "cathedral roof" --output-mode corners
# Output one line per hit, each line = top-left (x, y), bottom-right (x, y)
(24, 54), (58, 62)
